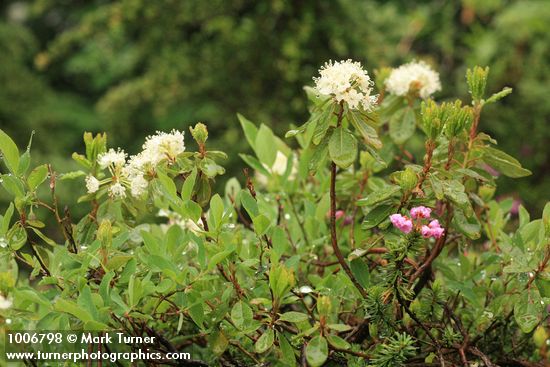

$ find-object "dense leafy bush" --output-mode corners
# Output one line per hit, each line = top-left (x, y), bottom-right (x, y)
(1, 61), (549, 366)
(1, 0), (549, 213)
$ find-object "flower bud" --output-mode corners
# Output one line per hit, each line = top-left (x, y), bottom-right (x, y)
(466, 66), (489, 102)
(421, 100), (443, 140)
(97, 219), (112, 244)
(190, 122), (208, 145)
(443, 101), (474, 138)
(399, 167), (418, 191)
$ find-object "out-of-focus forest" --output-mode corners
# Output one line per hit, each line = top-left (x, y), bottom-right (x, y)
(1, 0), (549, 214)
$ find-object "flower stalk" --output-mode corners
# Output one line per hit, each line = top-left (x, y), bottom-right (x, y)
(329, 103), (368, 299)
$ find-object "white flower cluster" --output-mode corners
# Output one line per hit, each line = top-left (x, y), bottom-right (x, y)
(158, 209), (203, 234)
(86, 130), (185, 199)
(313, 59), (377, 111)
(97, 148), (127, 169)
(385, 60), (441, 99)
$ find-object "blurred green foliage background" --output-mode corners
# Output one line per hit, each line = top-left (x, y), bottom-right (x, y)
(1, 0), (549, 214)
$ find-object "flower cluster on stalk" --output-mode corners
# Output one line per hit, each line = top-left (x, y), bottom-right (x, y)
(313, 59), (378, 111)
(85, 130), (186, 198)
(390, 206), (444, 239)
(385, 60), (441, 99)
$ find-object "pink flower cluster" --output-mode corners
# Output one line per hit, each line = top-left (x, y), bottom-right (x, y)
(389, 206), (444, 239)
(390, 214), (413, 234)
(410, 206), (431, 219)
(421, 219), (444, 239)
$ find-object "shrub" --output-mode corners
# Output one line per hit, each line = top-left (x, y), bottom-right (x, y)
(0, 60), (548, 366)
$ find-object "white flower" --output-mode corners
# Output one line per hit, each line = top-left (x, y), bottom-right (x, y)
(98, 148), (127, 169)
(85, 175), (100, 193)
(142, 130), (185, 164)
(0, 294), (12, 310)
(130, 175), (148, 197)
(385, 60), (441, 99)
(108, 182), (126, 199)
(157, 209), (203, 233)
(270, 150), (298, 179)
(256, 151), (298, 185)
(314, 59), (377, 111)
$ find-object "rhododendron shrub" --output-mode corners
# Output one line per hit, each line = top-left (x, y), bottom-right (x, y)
(0, 61), (549, 366)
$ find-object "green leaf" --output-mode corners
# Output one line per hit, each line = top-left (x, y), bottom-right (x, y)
(54, 298), (94, 323)
(327, 335), (350, 350)
(279, 312), (309, 323)
(514, 291), (542, 333)
(357, 185), (401, 206)
(255, 329), (275, 354)
(278, 333), (297, 366)
(389, 107), (416, 144)
(211, 331), (229, 355)
(99, 271), (115, 304)
(78, 285), (98, 321)
(180, 168), (197, 201)
(327, 324), (353, 332)
(252, 214), (271, 236)
(9, 224), (27, 250)
(442, 180), (472, 215)
(27, 164), (49, 191)
(0, 129), (20, 173)
(429, 175), (444, 200)
(142, 231), (160, 255)
(308, 132), (330, 172)
(536, 274), (550, 298)
(156, 170), (178, 202)
(255, 124), (277, 166)
(2, 202), (14, 234)
(238, 113), (259, 150)
(239, 153), (271, 176)
(348, 110), (382, 149)
(518, 205), (530, 228)
(362, 205), (393, 229)
(240, 190), (259, 218)
(306, 336), (328, 367)
(183, 200), (202, 222)
(60, 170), (86, 180)
(105, 255), (133, 271)
(312, 104), (336, 145)
(543, 202), (550, 236)
(350, 259), (370, 288)
(231, 301), (253, 330)
(452, 209), (481, 240)
(209, 194), (224, 230)
(481, 146), (531, 178)
(485, 87), (512, 104)
(208, 250), (233, 271)
(329, 127), (357, 168)
(1, 174), (25, 198)
(14, 288), (51, 308)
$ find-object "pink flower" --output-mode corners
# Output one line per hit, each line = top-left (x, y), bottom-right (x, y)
(431, 226), (445, 239)
(390, 214), (413, 234)
(335, 210), (345, 220)
(410, 206), (432, 219)
(421, 225), (432, 238)
(421, 219), (445, 239)
(343, 216), (353, 226)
